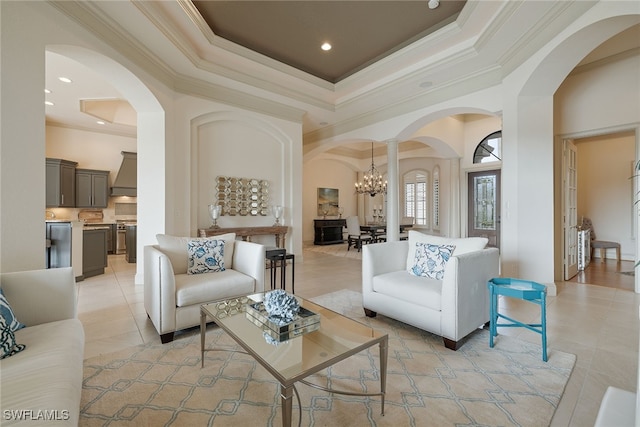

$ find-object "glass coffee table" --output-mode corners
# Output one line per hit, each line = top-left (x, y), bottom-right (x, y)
(200, 293), (388, 427)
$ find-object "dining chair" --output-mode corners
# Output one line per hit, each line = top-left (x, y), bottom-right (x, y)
(346, 216), (373, 252)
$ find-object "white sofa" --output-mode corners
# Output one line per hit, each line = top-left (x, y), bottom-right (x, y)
(144, 233), (265, 343)
(0, 267), (85, 426)
(363, 231), (500, 350)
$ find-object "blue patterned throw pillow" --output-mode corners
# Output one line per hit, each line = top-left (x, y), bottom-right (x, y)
(0, 313), (25, 359)
(187, 239), (226, 275)
(409, 242), (455, 280)
(0, 288), (25, 331)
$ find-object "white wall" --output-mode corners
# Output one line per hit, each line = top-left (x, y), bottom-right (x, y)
(174, 98), (303, 255)
(577, 133), (635, 260)
(303, 159), (357, 242)
(555, 54), (640, 134)
(0, 1), (48, 272)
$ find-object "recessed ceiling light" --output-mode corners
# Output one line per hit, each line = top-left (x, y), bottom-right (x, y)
(44, 89), (51, 94)
(96, 121), (106, 125)
(58, 77), (72, 83)
(45, 101), (54, 106)
(321, 42), (332, 51)
(428, 0), (439, 9)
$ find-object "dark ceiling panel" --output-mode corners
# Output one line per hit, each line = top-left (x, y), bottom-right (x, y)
(193, 1), (466, 83)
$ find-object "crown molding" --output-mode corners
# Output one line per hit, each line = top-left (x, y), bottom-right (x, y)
(336, 44), (481, 114)
(497, 1), (598, 76)
(570, 47), (640, 76)
(175, 0), (334, 90)
(48, 1), (176, 89)
(47, 0), (313, 124)
(136, 0), (336, 112)
(174, 75), (305, 124)
(46, 120), (137, 139)
(304, 65), (503, 146)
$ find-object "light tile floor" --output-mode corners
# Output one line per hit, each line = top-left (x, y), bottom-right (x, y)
(78, 249), (639, 426)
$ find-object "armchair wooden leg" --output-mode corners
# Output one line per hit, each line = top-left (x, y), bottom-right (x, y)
(364, 308), (377, 317)
(160, 332), (174, 344)
(443, 337), (461, 351)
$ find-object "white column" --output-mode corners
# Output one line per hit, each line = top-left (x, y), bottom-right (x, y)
(386, 139), (400, 241)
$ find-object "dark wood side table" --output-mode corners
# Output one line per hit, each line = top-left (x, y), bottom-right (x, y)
(313, 218), (346, 245)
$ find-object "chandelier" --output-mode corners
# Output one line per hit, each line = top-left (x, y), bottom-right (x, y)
(355, 142), (387, 197)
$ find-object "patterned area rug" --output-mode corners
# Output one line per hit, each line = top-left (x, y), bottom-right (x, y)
(80, 290), (575, 426)
(304, 242), (362, 260)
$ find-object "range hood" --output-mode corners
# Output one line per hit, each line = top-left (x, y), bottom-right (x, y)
(110, 151), (137, 197)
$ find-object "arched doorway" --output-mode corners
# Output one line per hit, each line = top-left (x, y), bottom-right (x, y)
(46, 45), (166, 284)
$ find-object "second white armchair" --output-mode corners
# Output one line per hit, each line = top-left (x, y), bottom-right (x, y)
(363, 231), (499, 350)
(144, 233), (265, 343)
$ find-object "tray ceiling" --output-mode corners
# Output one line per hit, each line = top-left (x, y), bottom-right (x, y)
(193, 1), (466, 83)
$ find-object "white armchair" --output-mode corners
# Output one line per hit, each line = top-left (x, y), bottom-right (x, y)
(144, 233), (265, 343)
(363, 231), (500, 350)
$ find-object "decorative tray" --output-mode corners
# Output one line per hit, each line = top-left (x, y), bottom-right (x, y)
(245, 302), (320, 335)
(246, 313), (320, 342)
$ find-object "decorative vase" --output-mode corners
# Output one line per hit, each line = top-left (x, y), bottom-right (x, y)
(208, 204), (221, 228)
(272, 205), (283, 226)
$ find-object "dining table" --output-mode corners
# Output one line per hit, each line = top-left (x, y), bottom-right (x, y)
(360, 223), (413, 241)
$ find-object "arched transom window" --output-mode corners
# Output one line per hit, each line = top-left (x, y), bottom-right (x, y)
(473, 131), (502, 163)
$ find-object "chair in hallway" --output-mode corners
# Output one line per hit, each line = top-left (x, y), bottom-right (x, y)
(346, 216), (373, 252)
(581, 217), (621, 262)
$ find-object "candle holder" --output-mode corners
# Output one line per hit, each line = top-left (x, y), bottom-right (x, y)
(321, 203), (329, 219)
(208, 204), (221, 228)
(272, 205), (283, 226)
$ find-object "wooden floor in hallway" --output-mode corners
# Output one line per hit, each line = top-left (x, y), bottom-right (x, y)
(568, 258), (635, 291)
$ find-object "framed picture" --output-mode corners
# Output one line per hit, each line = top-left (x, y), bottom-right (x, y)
(317, 187), (339, 216)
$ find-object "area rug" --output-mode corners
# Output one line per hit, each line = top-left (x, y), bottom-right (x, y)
(80, 290), (575, 426)
(304, 242), (362, 260)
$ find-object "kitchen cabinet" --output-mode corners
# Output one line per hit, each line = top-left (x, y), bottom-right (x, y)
(46, 222), (72, 268)
(84, 223), (116, 254)
(46, 158), (77, 208)
(83, 228), (108, 278)
(76, 169), (109, 208)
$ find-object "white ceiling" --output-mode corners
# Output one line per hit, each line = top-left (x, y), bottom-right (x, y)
(45, 51), (136, 137)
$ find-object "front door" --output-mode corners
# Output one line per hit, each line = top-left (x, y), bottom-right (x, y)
(468, 170), (501, 248)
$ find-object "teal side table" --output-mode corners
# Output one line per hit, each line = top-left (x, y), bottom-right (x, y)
(487, 278), (548, 362)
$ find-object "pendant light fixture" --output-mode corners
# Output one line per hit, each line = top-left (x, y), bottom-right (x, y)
(355, 142), (387, 197)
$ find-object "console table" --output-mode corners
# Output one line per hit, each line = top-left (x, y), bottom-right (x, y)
(199, 225), (288, 248)
(314, 219), (346, 245)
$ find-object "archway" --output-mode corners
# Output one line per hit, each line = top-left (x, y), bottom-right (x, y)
(508, 13), (640, 292)
(46, 45), (166, 284)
